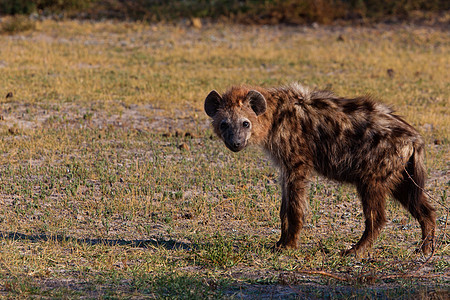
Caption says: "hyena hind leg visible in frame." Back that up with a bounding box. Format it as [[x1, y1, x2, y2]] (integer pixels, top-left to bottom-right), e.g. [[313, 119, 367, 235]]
[[392, 178, 436, 255], [342, 183, 387, 256]]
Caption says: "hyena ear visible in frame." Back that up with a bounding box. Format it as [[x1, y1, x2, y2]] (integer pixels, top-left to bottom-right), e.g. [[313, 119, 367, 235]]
[[204, 90, 222, 118], [246, 90, 267, 116]]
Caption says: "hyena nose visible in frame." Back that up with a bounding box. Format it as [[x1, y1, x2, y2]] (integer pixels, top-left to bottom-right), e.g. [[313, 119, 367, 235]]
[[233, 141, 241, 148]]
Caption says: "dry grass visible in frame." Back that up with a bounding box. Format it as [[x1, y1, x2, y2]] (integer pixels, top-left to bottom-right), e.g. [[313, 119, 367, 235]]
[[0, 20, 448, 298]]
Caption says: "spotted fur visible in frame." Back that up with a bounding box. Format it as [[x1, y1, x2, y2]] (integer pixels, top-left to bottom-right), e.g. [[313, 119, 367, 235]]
[[205, 83, 436, 255]]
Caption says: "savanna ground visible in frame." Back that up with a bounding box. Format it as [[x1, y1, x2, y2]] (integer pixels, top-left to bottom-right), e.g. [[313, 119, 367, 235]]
[[0, 19, 449, 298]]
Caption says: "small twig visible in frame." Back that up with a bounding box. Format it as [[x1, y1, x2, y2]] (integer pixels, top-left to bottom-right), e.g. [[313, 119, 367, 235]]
[[0, 257, 14, 274], [402, 164, 449, 255], [435, 206, 449, 252], [295, 270, 349, 282], [379, 273, 443, 280], [403, 165, 448, 209]]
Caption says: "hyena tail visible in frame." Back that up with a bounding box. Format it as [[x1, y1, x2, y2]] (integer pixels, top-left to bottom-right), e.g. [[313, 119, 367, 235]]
[[393, 142, 436, 254]]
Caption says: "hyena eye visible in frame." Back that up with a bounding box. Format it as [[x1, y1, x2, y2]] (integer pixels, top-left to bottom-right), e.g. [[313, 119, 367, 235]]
[[220, 121, 229, 130], [242, 121, 250, 128]]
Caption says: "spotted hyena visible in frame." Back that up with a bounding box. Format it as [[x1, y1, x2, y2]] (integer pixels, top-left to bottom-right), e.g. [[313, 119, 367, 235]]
[[204, 83, 436, 255]]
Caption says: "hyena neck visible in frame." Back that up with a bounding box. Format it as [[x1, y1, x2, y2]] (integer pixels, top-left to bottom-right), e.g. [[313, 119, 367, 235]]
[[248, 88, 276, 147], [252, 85, 311, 167]]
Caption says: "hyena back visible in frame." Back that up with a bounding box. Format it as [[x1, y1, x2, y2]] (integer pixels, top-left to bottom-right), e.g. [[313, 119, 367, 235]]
[[204, 83, 436, 255]]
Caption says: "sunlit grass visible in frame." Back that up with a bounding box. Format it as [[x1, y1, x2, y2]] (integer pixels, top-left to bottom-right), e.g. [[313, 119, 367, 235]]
[[0, 20, 448, 297]]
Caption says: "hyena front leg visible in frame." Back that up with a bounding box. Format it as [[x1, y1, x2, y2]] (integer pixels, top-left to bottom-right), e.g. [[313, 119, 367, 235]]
[[342, 183, 387, 256], [276, 171, 309, 249]]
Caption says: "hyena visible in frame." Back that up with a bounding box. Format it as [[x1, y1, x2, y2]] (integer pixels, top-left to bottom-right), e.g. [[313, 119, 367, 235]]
[[204, 83, 436, 255]]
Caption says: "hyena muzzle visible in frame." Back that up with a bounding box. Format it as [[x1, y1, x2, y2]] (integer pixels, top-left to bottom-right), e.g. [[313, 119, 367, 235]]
[[204, 83, 436, 256]]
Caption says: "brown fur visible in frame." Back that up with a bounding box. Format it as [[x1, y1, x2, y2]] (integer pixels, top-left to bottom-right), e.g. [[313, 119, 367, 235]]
[[204, 83, 436, 255]]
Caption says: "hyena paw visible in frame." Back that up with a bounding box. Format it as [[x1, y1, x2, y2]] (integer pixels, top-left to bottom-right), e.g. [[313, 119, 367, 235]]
[[272, 244, 283, 253], [274, 240, 297, 252], [341, 247, 358, 257], [418, 238, 435, 256]]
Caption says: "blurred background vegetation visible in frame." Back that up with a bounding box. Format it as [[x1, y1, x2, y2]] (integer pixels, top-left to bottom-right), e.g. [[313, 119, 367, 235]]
[[0, 0, 449, 24]]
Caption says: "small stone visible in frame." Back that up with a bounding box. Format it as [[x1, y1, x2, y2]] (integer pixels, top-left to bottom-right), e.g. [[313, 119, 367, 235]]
[[191, 18, 202, 29], [185, 132, 198, 138], [422, 123, 433, 132], [387, 69, 395, 78], [178, 143, 190, 151], [8, 127, 19, 135]]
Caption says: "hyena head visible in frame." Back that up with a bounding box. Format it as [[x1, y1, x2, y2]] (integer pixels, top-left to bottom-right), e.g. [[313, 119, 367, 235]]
[[204, 87, 266, 152]]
